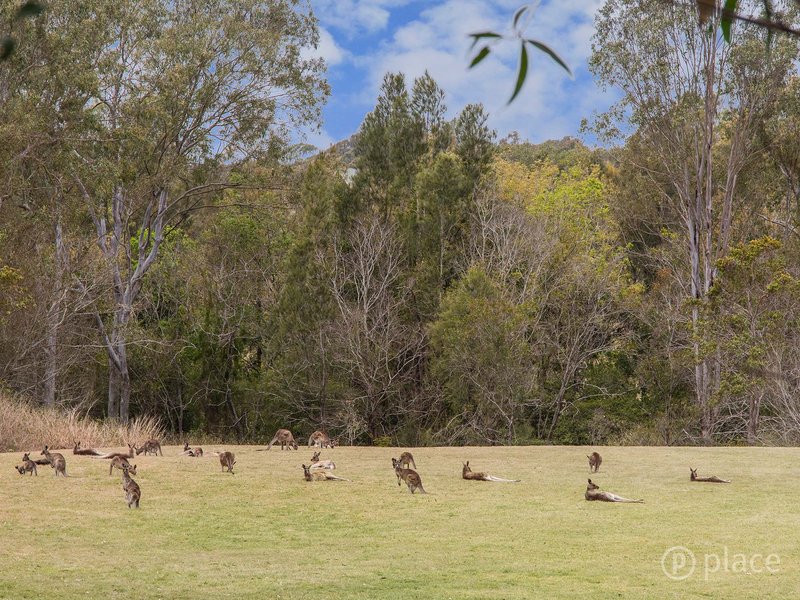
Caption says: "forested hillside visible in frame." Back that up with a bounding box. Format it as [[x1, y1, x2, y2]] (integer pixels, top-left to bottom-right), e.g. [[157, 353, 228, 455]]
[[2, 0, 800, 446]]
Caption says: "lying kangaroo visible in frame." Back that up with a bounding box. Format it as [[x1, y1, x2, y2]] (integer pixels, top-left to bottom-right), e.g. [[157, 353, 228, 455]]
[[587, 451, 602, 473], [690, 468, 730, 483], [109, 456, 136, 476], [398, 451, 416, 470], [308, 430, 335, 448], [181, 442, 203, 457], [302, 464, 348, 481], [309, 451, 336, 470], [93, 444, 135, 460], [121, 466, 141, 508], [392, 457, 427, 494], [73, 441, 102, 456], [462, 461, 520, 482], [16, 453, 37, 476], [41, 446, 67, 477], [217, 451, 236, 474], [585, 479, 643, 503], [265, 429, 298, 450], [135, 439, 163, 456]]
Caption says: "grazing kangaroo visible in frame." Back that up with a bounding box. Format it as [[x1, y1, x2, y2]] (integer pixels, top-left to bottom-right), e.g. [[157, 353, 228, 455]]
[[392, 458, 427, 494], [121, 466, 141, 508], [302, 464, 348, 481], [40, 446, 67, 477], [308, 430, 335, 448], [690, 468, 730, 483], [265, 429, 298, 450], [16, 453, 37, 476], [217, 451, 236, 474], [73, 441, 102, 456], [309, 452, 336, 470], [585, 479, 643, 503], [462, 461, 520, 482], [109, 456, 136, 476], [398, 451, 416, 470], [135, 439, 162, 456], [94, 444, 135, 460], [587, 452, 602, 473], [181, 442, 203, 457]]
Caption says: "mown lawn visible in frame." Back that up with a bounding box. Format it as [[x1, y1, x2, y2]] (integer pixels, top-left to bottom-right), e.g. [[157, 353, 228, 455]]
[[0, 445, 797, 599]]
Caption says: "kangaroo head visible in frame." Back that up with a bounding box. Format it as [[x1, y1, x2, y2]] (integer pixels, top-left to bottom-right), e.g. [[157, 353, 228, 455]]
[[292, 441, 299, 450], [74, 442, 80, 450], [22, 453, 30, 461], [587, 479, 599, 490], [184, 442, 189, 451], [690, 468, 697, 480], [392, 458, 399, 469], [129, 464, 137, 475], [463, 461, 472, 474], [41, 445, 49, 456], [330, 438, 338, 448], [311, 451, 320, 462]]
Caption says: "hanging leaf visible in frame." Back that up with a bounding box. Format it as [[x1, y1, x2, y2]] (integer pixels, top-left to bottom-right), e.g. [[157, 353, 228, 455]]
[[720, 0, 738, 42], [508, 43, 528, 104], [469, 31, 502, 50], [527, 39, 573, 77], [513, 5, 529, 29], [469, 46, 491, 68]]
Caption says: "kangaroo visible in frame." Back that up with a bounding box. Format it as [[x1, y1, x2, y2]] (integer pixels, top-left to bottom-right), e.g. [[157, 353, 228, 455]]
[[462, 461, 520, 482], [309, 452, 336, 470], [218, 451, 236, 474], [181, 442, 203, 457], [308, 430, 334, 448], [302, 464, 348, 481], [398, 451, 416, 470], [265, 429, 298, 450], [690, 468, 730, 483], [16, 453, 37, 476], [73, 441, 102, 456], [121, 466, 141, 508], [585, 479, 643, 503], [94, 444, 135, 460], [392, 457, 427, 494], [135, 439, 162, 456], [588, 451, 602, 473], [40, 446, 67, 477], [109, 456, 136, 476]]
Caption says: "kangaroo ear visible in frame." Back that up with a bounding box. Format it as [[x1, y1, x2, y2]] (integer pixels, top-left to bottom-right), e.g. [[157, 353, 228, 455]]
[[588, 479, 592, 484]]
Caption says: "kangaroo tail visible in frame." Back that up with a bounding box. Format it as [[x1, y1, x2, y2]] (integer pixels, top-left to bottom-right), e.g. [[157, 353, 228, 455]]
[[485, 475, 521, 483]]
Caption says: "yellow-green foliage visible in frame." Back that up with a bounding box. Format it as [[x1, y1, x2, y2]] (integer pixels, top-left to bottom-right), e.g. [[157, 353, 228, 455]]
[[0, 446, 797, 599]]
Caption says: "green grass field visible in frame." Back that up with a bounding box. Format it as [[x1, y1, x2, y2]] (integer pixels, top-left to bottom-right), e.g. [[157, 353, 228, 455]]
[[1, 445, 797, 599]]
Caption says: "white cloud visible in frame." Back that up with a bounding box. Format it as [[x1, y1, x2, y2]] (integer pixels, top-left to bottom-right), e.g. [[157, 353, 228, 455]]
[[313, 0, 415, 36], [333, 0, 617, 143]]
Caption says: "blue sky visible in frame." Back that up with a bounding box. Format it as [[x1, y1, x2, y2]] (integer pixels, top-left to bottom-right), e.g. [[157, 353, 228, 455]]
[[306, 0, 619, 149]]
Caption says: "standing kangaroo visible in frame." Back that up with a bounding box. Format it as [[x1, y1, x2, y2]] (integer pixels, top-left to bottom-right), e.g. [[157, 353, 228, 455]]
[[302, 464, 347, 481], [181, 442, 203, 457], [392, 458, 427, 494], [690, 468, 731, 483], [217, 451, 236, 474], [135, 440, 162, 456], [265, 429, 298, 450], [73, 441, 102, 456], [121, 466, 141, 508], [398, 451, 416, 470], [15, 453, 37, 476], [585, 479, 643, 503], [462, 461, 520, 482], [308, 431, 334, 448], [94, 445, 135, 460], [109, 456, 136, 476], [40, 446, 67, 477], [587, 452, 602, 473]]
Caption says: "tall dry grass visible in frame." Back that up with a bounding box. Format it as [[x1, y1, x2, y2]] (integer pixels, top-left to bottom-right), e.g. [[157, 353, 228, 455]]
[[0, 392, 165, 452]]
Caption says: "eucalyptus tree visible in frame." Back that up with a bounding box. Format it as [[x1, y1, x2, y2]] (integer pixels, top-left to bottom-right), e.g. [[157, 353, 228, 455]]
[[66, 0, 328, 422], [590, 0, 799, 441]]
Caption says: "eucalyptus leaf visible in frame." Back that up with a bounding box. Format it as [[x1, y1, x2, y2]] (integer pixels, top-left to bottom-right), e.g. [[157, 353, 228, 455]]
[[469, 46, 491, 68], [508, 43, 528, 104], [527, 39, 573, 77]]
